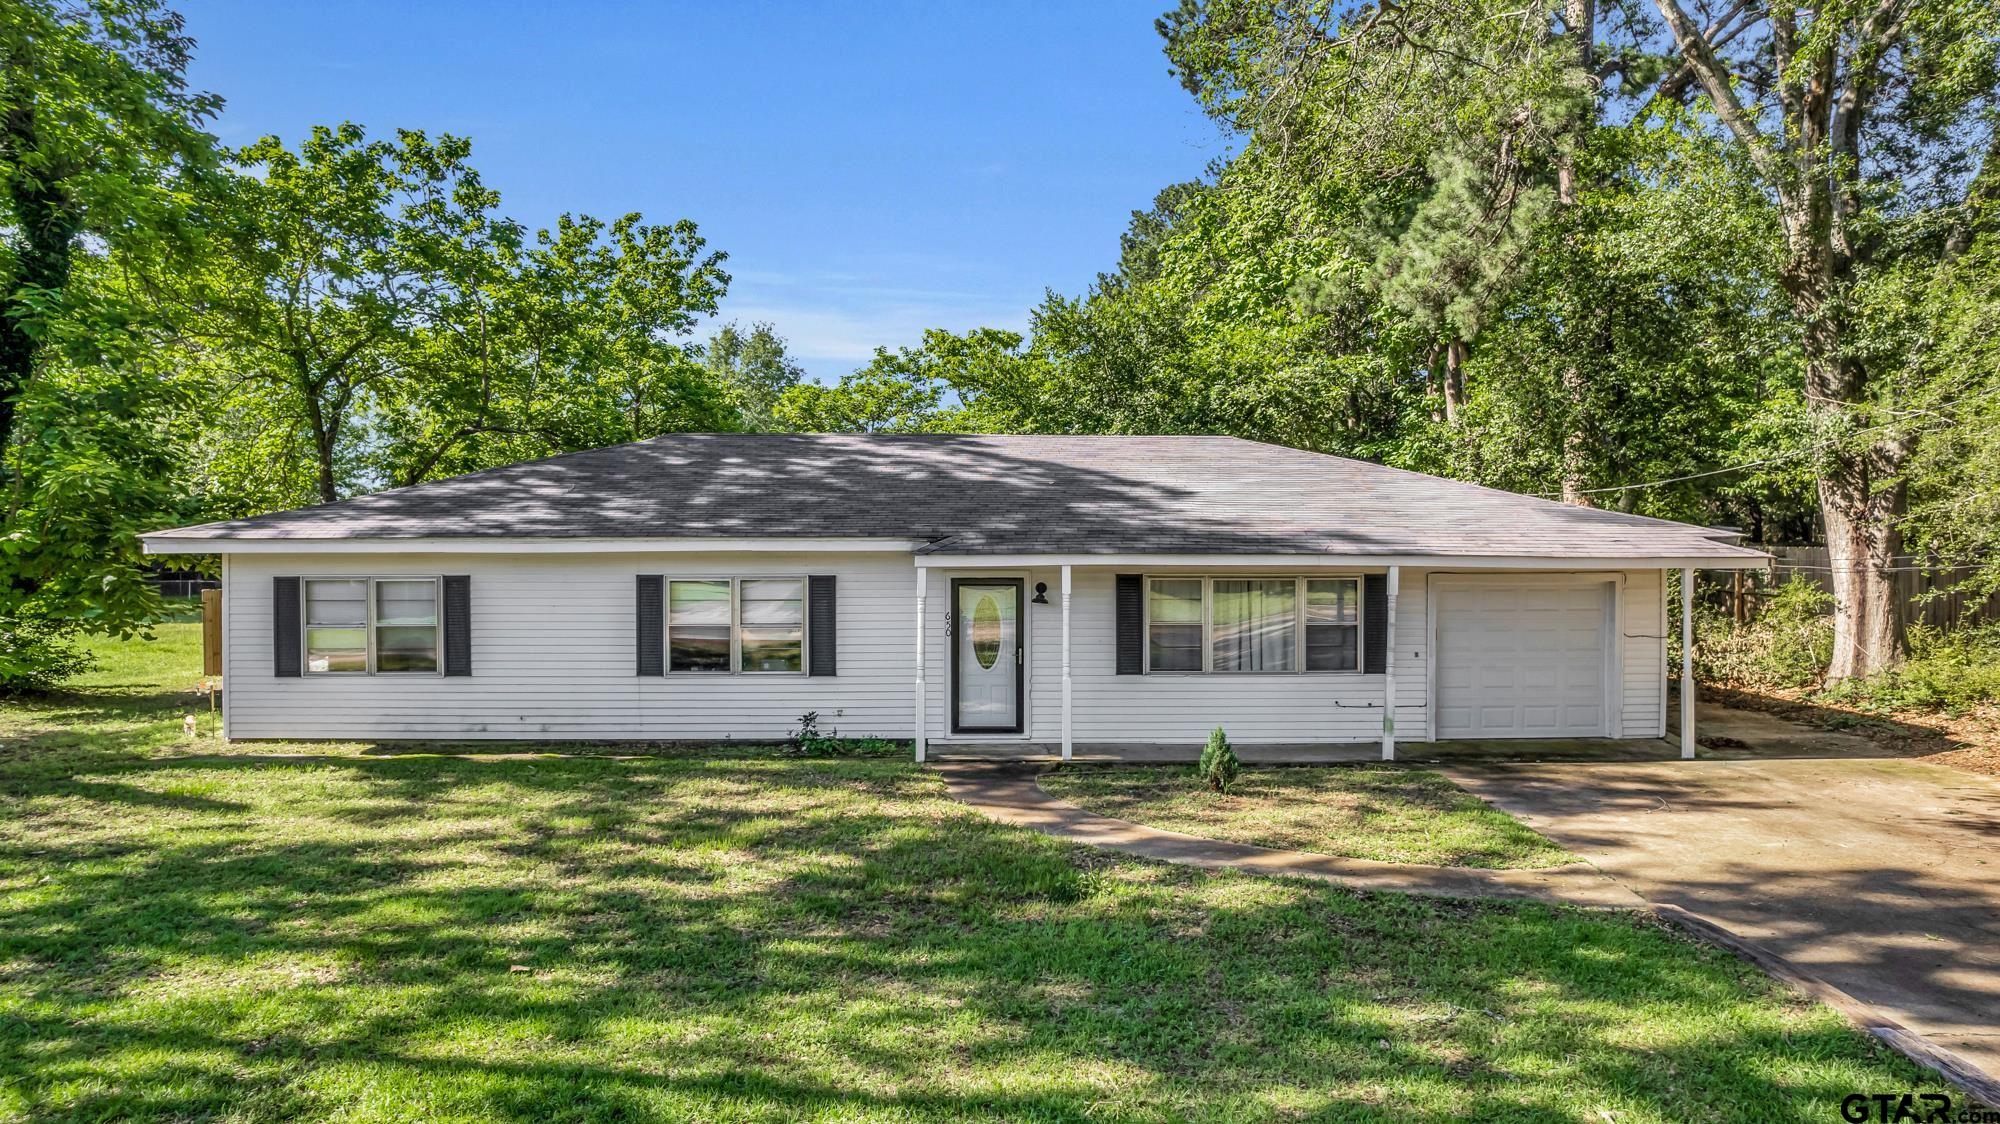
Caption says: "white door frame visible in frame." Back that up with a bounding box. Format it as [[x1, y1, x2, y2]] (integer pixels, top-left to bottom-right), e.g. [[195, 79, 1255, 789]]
[[1425, 571, 1625, 742], [933, 568, 1034, 742]]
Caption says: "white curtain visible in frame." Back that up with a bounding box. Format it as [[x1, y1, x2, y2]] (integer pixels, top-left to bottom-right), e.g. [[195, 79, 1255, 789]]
[[1212, 579, 1296, 672]]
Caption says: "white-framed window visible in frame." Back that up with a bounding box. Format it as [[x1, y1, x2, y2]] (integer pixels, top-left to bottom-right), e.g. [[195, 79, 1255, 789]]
[[667, 577, 807, 674], [1143, 576, 1363, 674], [303, 577, 440, 675], [1303, 577, 1361, 671]]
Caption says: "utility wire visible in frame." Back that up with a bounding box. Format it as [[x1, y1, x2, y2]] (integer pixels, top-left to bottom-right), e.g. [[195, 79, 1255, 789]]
[[1530, 392, 1992, 499]]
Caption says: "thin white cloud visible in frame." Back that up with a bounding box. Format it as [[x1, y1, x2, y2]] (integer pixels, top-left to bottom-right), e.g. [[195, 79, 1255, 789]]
[[719, 302, 1032, 370], [710, 261, 1037, 379]]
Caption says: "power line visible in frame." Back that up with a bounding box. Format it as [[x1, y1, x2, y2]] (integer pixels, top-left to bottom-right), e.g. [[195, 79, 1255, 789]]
[[1530, 391, 1993, 499]]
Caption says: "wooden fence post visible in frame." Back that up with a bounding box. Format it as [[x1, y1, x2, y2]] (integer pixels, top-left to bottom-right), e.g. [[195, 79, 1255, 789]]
[[201, 588, 222, 677]]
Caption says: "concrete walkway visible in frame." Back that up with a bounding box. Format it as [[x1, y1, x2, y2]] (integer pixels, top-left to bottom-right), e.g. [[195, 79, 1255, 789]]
[[935, 762, 1642, 908]]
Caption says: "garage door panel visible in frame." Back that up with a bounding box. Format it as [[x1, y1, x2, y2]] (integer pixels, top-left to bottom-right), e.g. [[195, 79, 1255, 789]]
[[1436, 580, 1610, 739], [1563, 704, 1605, 728]]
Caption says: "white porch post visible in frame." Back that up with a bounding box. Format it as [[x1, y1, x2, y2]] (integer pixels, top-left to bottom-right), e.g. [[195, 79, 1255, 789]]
[[1382, 565, 1399, 761], [1060, 564, 1073, 761], [914, 571, 928, 763], [1680, 566, 1695, 759]]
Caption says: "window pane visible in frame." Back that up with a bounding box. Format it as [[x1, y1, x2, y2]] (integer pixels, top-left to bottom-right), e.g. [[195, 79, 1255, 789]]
[[304, 580, 367, 673], [1306, 626, 1359, 671], [376, 580, 437, 626], [1212, 579, 1296, 672], [374, 580, 439, 672], [670, 580, 731, 672], [1305, 579, 1358, 624], [740, 578, 804, 672], [1306, 579, 1359, 671], [1147, 578, 1203, 671]]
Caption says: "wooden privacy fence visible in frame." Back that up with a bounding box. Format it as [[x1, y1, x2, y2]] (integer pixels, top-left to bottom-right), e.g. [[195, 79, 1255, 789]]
[[1710, 545, 2000, 630]]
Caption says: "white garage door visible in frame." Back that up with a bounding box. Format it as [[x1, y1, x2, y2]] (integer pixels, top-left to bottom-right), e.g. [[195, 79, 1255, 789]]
[[1435, 580, 1610, 739]]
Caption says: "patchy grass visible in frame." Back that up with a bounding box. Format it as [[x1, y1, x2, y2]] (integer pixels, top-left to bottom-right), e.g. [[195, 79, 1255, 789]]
[[1040, 765, 1578, 869], [0, 632, 1946, 1120]]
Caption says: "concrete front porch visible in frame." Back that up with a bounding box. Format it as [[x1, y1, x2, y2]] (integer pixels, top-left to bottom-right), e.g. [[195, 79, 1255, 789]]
[[928, 695, 1900, 765]]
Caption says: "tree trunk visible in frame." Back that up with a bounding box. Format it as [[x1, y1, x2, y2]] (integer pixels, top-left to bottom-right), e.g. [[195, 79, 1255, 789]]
[[1818, 455, 1906, 679], [1793, 268, 1905, 679], [1558, 362, 1593, 506], [1553, 0, 1595, 507], [302, 392, 340, 504], [1442, 336, 1467, 424]]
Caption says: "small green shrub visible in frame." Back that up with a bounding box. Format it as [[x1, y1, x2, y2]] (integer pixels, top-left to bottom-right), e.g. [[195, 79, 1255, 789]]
[[1819, 622, 2000, 714], [1694, 576, 1835, 690], [1197, 726, 1240, 793], [0, 613, 98, 695], [783, 711, 903, 757]]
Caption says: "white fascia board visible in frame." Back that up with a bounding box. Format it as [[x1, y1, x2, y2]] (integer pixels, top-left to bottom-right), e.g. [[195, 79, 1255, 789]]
[[913, 552, 1770, 571], [140, 536, 924, 556]]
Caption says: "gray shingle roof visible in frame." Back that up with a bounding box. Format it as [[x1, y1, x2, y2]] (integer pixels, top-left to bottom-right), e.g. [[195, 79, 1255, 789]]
[[144, 433, 1766, 560]]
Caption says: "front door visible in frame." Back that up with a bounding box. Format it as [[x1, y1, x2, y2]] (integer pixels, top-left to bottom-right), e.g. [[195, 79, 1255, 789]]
[[952, 579, 1022, 734]]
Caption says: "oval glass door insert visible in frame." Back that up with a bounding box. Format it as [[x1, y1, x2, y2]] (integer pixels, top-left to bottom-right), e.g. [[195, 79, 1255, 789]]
[[972, 595, 1001, 669]]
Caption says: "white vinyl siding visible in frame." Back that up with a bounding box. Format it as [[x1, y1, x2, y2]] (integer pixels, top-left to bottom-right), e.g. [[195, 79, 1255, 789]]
[[224, 551, 914, 741], [225, 553, 1671, 746], [1623, 568, 1666, 738]]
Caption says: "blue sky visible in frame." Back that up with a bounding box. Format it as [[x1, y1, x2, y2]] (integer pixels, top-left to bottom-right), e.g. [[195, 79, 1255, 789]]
[[177, 1, 1228, 381]]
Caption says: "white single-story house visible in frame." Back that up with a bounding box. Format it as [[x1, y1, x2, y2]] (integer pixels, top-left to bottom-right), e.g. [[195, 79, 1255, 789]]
[[142, 433, 1767, 760]]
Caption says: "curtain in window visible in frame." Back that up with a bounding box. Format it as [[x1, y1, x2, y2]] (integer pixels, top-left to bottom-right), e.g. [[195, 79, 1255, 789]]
[[1212, 579, 1297, 672], [1147, 578, 1203, 671]]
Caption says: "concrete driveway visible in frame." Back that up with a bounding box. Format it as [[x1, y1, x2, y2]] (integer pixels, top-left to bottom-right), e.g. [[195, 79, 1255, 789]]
[[1443, 752, 2000, 1083]]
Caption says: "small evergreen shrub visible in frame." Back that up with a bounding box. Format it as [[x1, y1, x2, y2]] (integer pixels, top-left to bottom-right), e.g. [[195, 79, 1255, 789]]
[[1197, 726, 1240, 793]]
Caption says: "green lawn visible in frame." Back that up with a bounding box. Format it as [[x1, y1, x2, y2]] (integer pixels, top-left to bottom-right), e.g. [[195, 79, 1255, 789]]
[[1039, 765, 1578, 869], [0, 627, 1944, 1121]]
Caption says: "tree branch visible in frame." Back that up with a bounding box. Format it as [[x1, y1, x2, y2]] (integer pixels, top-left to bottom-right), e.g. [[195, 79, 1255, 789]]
[[1652, 0, 1785, 187]]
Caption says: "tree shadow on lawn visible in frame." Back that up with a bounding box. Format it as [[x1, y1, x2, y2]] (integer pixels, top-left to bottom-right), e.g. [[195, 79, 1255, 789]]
[[0, 753, 1944, 1122]]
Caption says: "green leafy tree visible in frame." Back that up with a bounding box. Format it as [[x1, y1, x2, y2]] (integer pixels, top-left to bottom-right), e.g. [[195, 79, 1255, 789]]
[[1648, 0, 2000, 677], [158, 124, 510, 505], [773, 328, 1047, 434], [702, 322, 804, 431], [157, 126, 736, 510], [376, 211, 736, 487], [1160, 0, 1596, 473], [0, 0, 219, 689]]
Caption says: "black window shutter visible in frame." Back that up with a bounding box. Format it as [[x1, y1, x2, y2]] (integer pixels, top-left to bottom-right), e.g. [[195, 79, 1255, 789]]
[[1363, 573, 1388, 674], [442, 575, 472, 676], [273, 576, 301, 677], [808, 575, 837, 676], [636, 575, 664, 676], [1115, 573, 1143, 675]]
